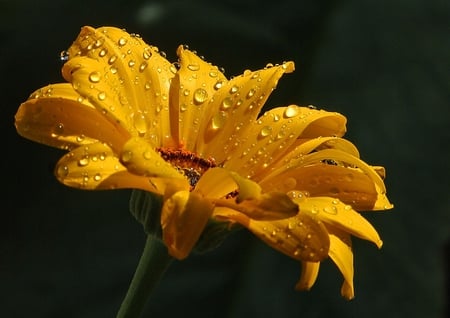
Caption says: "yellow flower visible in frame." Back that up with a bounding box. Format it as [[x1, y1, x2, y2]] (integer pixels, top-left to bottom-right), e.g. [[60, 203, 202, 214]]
[[15, 26, 392, 298]]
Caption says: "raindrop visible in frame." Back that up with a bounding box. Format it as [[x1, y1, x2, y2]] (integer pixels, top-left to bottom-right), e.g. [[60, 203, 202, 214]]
[[133, 112, 147, 136], [56, 165, 69, 177], [118, 37, 127, 47], [121, 151, 133, 163], [221, 97, 233, 110], [259, 126, 272, 138], [139, 61, 148, 72], [128, 60, 136, 67], [210, 111, 227, 130], [89, 71, 101, 83], [284, 105, 299, 118], [193, 88, 208, 105], [214, 81, 223, 90], [108, 55, 117, 65], [59, 50, 69, 62], [246, 88, 256, 99], [53, 123, 64, 135], [209, 70, 218, 77], [143, 48, 152, 60], [78, 157, 89, 167], [187, 64, 200, 71], [98, 92, 106, 101], [229, 85, 239, 94], [99, 48, 108, 57], [94, 173, 102, 181]]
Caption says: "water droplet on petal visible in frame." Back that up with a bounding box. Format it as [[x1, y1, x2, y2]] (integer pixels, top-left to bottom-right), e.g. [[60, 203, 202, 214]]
[[193, 88, 208, 105], [229, 85, 239, 94], [284, 105, 299, 118], [210, 111, 227, 130], [89, 71, 101, 83], [78, 157, 89, 167], [121, 151, 133, 163], [98, 92, 106, 101], [259, 125, 272, 137], [133, 112, 147, 136], [221, 97, 233, 110], [118, 37, 127, 47], [187, 64, 200, 71], [93, 173, 102, 181], [59, 50, 69, 62], [56, 165, 69, 177]]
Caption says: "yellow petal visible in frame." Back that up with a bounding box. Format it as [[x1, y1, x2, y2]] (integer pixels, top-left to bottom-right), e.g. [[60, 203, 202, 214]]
[[63, 26, 175, 147], [194, 167, 238, 199], [295, 196, 383, 248], [264, 148, 393, 211], [214, 209, 329, 262], [54, 142, 156, 192], [15, 83, 129, 152], [169, 46, 227, 150], [295, 261, 320, 291], [196, 62, 295, 162], [224, 107, 347, 178], [260, 164, 381, 211], [326, 227, 355, 300], [120, 137, 189, 182], [161, 191, 214, 259]]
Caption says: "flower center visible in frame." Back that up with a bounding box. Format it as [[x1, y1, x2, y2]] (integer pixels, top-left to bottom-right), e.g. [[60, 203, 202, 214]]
[[157, 148, 216, 188]]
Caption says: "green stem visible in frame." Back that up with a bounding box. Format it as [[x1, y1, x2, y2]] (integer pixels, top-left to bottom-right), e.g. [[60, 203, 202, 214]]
[[116, 235, 173, 318]]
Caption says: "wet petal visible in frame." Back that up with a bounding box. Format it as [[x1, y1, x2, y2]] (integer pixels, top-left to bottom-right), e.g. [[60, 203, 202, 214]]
[[295, 261, 320, 291], [295, 196, 383, 248], [120, 137, 189, 182], [260, 164, 383, 211], [15, 83, 129, 152], [326, 227, 355, 300], [54, 142, 156, 192], [169, 46, 227, 150], [224, 107, 347, 178], [214, 209, 329, 262], [197, 62, 295, 162], [194, 167, 238, 199], [161, 191, 214, 259], [264, 148, 393, 210], [63, 26, 175, 147]]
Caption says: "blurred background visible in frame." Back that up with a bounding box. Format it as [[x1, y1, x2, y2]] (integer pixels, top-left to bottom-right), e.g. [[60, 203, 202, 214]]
[[1, 0, 449, 317]]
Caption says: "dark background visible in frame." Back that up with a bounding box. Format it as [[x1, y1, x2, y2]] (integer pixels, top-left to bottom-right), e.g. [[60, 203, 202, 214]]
[[1, 0, 449, 317]]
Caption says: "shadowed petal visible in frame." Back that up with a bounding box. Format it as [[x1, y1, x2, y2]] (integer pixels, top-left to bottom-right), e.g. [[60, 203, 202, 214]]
[[294, 196, 383, 248], [161, 191, 214, 259], [214, 208, 329, 262], [295, 261, 320, 291], [326, 227, 355, 300]]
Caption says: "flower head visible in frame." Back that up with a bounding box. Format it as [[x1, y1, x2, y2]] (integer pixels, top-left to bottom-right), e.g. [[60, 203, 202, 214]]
[[15, 26, 392, 298]]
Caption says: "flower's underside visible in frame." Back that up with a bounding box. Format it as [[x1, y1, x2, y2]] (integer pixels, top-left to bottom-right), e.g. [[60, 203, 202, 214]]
[[15, 26, 393, 299]]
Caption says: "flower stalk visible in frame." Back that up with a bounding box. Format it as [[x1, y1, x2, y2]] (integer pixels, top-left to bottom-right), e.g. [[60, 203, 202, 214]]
[[116, 235, 173, 318]]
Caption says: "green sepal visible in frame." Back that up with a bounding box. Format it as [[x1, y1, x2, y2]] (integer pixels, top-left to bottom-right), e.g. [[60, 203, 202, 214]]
[[129, 189, 163, 240]]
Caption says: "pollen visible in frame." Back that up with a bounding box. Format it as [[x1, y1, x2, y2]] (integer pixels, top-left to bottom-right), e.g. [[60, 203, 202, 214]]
[[157, 148, 216, 188]]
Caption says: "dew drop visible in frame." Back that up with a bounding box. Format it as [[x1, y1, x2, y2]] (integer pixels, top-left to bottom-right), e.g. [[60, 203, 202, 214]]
[[214, 81, 223, 90], [121, 151, 133, 163], [94, 173, 102, 181], [53, 123, 64, 135], [59, 50, 69, 62], [88, 71, 101, 83], [193, 88, 208, 105], [139, 61, 148, 72], [209, 70, 218, 77], [143, 150, 152, 160], [187, 64, 200, 71], [229, 85, 239, 94], [246, 88, 256, 99], [259, 125, 272, 138], [98, 91, 106, 101], [118, 37, 127, 47], [143, 48, 152, 60], [128, 60, 136, 67], [210, 112, 227, 130], [56, 165, 69, 177], [78, 157, 89, 167], [108, 55, 117, 64], [183, 89, 190, 96], [221, 97, 233, 110], [133, 112, 147, 136], [284, 105, 299, 118], [98, 48, 108, 57]]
